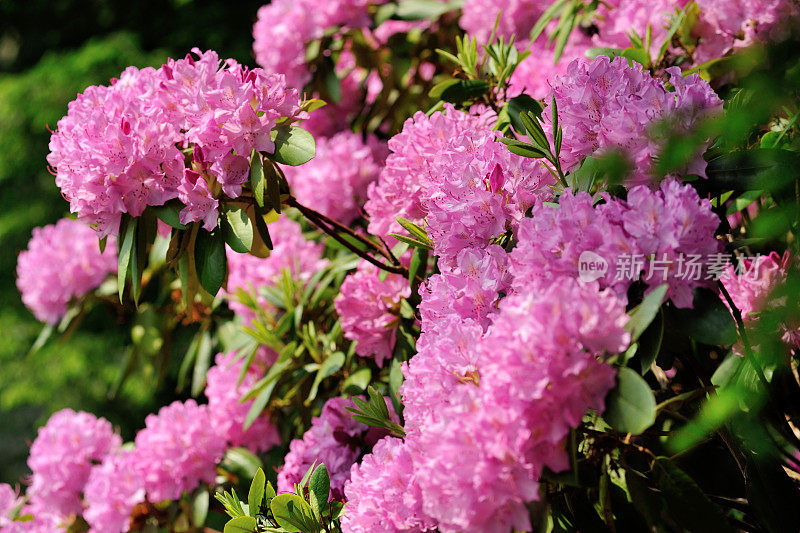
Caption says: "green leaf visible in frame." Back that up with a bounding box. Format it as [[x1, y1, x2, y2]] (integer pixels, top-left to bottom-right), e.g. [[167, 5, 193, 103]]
[[194, 227, 227, 296], [152, 200, 188, 229], [653, 457, 733, 533], [396, 0, 461, 20], [270, 494, 317, 533], [635, 311, 663, 374], [604, 367, 657, 435], [264, 160, 282, 214], [307, 352, 345, 405], [506, 94, 545, 134], [499, 137, 547, 159], [117, 216, 136, 302], [221, 204, 254, 253], [519, 111, 550, 153], [428, 79, 460, 99], [343, 367, 372, 394], [746, 456, 800, 533], [626, 470, 664, 529], [388, 233, 432, 250], [308, 464, 331, 510], [248, 468, 266, 518], [670, 288, 737, 345], [223, 516, 257, 533], [191, 489, 210, 527], [253, 202, 274, 251], [625, 284, 667, 341], [435, 79, 491, 103], [270, 126, 316, 166], [249, 150, 265, 208], [530, 0, 569, 41]]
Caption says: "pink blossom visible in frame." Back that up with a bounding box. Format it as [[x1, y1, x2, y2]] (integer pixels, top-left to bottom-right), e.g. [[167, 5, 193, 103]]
[[335, 261, 411, 367], [283, 131, 387, 225], [277, 397, 391, 499], [341, 437, 435, 533], [16, 219, 117, 324], [205, 351, 280, 453], [253, 0, 380, 90], [48, 49, 301, 238], [131, 400, 226, 502], [541, 55, 721, 186], [0, 484, 21, 528], [365, 105, 551, 249], [83, 451, 145, 533], [26, 409, 121, 518]]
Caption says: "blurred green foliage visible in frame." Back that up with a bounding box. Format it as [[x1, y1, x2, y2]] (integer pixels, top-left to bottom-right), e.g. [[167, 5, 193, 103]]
[[0, 0, 264, 485]]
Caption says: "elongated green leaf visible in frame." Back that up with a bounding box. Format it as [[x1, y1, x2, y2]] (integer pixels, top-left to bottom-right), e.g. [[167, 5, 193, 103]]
[[307, 352, 344, 405], [152, 200, 188, 229], [530, 0, 570, 41], [396, 217, 428, 243], [389, 233, 432, 250], [264, 160, 282, 214], [117, 216, 136, 302], [506, 94, 545, 134], [436, 79, 491, 103], [429, 79, 460, 99], [604, 367, 657, 435], [270, 126, 316, 166], [625, 284, 668, 341], [194, 228, 227, 296], [223, 516, 257, 533], [519, 111, 550, 153], [308, 464, 330, 510], [396, 0, 460, 20], [249, 150, 265, 208], [191, 489, 209, 527], [248, 468, 266, 518], [222, 204, 254, 253]]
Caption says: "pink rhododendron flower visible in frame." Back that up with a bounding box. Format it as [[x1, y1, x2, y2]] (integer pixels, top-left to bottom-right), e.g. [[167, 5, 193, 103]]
[[83, 451, 145, 533], [365, 105, 552, 252], [48, 49, 301, 238], [283, 131, 387, 224], [0, 484, 21, 528], [205, 351, 280, 453], [253, 0, 380, 90], [131, 400, 226, 502], [277, 397, 393, 499], [342, 437, 435, 533], [541, 56, 721, 186], [335, 261, 411, 367], [16, 218, 117, 324], [26, 409, 121, 518]]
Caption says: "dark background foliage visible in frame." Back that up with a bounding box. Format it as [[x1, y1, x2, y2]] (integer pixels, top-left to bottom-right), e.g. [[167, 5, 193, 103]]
[[0, 0, 264, 486]]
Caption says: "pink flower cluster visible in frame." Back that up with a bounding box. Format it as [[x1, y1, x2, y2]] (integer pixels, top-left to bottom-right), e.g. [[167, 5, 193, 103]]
[[253, 0, 379, 90], [278, 397, 391, 499], [335, 261, 411, 367], [0, 484, 21, 528], [130, 399, 225, 502], [225, 216, 328, 323], [83, 451, 145, 533], [283, 131, 388, 224], [205, 351, 280, 452], [26, 409, 121, 518], [344, 278, 630, 532], [693, 0, 800, 63], [511, 179, 722, 308], [542, 56, 721, 186], [364, 105, 552, 258], [14, 353, 280, 532], [477, 0, 798, 100], [720, 252, 799, 349], [16, 218, 117, 324], [48, 48, 301, 237]]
